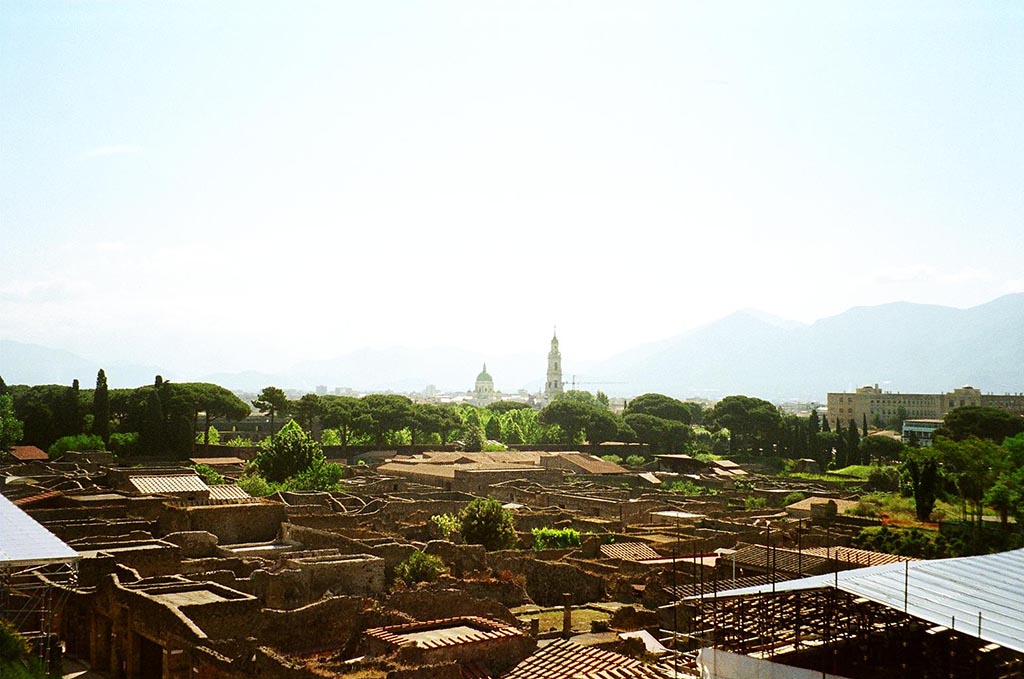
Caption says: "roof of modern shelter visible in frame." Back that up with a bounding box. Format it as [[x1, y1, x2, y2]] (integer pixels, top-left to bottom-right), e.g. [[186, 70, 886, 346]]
[[0, 493, 79, 566], [700, 548, 1024, 654]]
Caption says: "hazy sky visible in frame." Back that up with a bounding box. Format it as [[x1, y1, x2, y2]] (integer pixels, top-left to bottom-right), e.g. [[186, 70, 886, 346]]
[[3, 1, 1022, 375]]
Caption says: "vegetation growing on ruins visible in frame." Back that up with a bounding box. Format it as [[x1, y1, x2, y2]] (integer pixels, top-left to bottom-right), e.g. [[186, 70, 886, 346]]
[[459, 497, 517, 551], [531, 527, 581, 550], [394, 551, 447, 585]]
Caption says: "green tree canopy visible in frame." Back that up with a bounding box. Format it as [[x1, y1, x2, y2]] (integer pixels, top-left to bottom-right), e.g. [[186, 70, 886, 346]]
[[319, 395, 371, 449], [0, 394, 23, 449], [252, 386, 289, 433], [624, 412, 688, 453], [292, 393, 322, 432], [625, 393, 693, 424], [486, 400, 533, 414], [362, 394, 414, 448], [254, 420, 325, 482], [936, 406, 1024, 443], [858, 434, 904, 464], [707, 395, 782, 455], [459, 497, 517, 551]]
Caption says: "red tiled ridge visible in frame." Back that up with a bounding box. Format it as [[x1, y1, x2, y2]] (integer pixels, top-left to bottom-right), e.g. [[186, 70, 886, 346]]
[[12, 490, 62, 507]]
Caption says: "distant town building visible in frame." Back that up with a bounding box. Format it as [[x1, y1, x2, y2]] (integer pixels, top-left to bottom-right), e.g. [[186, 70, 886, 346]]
[[826, 384, 1024, 429], [471, 363, 496, 405], [315, 385, 328, 396], [544, 330, 563, 401], [902, 418, 944, 447]]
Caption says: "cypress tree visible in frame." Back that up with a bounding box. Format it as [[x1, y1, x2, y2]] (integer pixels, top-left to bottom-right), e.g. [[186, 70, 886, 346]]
[[834, 419, 846, 468], [862, 413, 869, 437], [848, 418, 861, 465], [93, 369, 110, 443], [821, 416, 831, 433]]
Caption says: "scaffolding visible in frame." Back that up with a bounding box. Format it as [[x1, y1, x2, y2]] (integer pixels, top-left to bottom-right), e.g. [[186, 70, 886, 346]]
[[0, 561, 78, 673], [0, 493, 80, 675]]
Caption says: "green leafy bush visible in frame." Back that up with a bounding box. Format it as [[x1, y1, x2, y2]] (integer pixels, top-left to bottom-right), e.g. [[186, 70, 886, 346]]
[[531, 527, 582, 550], [191, 463, 224, 485], [744, 496, 767, 510], [667, 480, 716, 495], [783, 491, 806, 506], [254, 420, 324, 482], [601, 454, 624, 464], [108, 432, 139, 457], [625, 455, 646, 467], [283, 458, 345, 492], [224, 435, 253, 447], [48, 433, 105, 457], [395, 551, 446, 585], [431, 513, 461, 538], [459, 497, 517, 551], [236, 473, 277, 497]]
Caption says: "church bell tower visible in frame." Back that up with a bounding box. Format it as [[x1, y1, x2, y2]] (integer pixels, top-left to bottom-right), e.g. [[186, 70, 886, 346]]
[[544, 329, 563, 400]]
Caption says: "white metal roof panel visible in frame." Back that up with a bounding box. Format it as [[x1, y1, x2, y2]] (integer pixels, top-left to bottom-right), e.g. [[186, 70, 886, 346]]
[[704, 548, 1024, 653], [0, 493, 79, 566]]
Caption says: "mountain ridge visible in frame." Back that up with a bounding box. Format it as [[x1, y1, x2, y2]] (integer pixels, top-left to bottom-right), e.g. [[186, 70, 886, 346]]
[[2, 293, 1022, 400]]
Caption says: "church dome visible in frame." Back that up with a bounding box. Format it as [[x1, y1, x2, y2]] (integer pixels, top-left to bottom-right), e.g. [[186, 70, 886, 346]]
[[476, 363, 493, 384]]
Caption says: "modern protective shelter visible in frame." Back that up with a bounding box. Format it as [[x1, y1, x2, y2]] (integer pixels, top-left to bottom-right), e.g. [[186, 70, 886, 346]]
[[679, 548, 1024, 678], [0, 492, 79, 672]]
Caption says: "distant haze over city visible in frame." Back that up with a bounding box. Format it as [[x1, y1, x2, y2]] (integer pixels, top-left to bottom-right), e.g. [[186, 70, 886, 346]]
[[3, 294, 1022, 402], [2, 3, 1022, 396]]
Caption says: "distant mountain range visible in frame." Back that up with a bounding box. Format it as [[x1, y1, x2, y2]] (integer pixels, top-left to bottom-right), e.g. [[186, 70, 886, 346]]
[[3, 293, 1022, 401]]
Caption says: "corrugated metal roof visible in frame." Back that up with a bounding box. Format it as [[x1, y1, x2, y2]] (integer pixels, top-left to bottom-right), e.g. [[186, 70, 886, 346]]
[[705, 548, 1024, 654], [129, 474, 210, 495], [0, 493, 79, 566], [207, 484, 252, 501]]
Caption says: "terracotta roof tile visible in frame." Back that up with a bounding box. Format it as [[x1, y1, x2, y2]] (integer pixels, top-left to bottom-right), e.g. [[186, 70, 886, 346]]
[[128, 474, 210, 495], [600, 542, 662, 562], [7, 446, 49, 461], [504, 638, 667, 679]]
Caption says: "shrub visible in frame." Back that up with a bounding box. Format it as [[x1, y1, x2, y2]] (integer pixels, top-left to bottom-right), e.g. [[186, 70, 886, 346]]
[[531, 527, 582, 550], [601, 454, 624, 464], [395, 551, 446, 585], [459, 497, 517, 551], [482, 441, 507, 452], [224, 435, 253, 447], [667, 480, 716, 495], [108, 432, 140, 457], [744, 496, 767, 511], [195, 426, 220, 445], [191, 463, 224, 485], [283, 458, 345, 492], [867, 464, 901, 492], [48, 433, 105, 457], [236, 473, 276, 497], [846, 500, 879, 517], [625, 455, 647, 467], [0, 619, 30, 661], [254, 420, 324, 482], [431, 513, 461, 539], [783, 491, 806, 506]]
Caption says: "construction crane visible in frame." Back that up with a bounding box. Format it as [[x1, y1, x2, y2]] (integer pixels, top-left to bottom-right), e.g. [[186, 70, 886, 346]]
[[567, 375, 627, 391]]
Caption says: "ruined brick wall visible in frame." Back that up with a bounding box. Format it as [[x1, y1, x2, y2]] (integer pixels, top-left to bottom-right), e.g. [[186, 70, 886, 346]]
[[256, 596, 367, 654], [487, 554, 605, 606], [161, 503, 286, 544]]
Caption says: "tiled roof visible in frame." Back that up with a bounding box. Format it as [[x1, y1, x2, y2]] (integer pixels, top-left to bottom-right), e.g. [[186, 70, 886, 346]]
[[728, 544, 832, 576], [365, 616, 524, 650], [460, 660, 494, 679], [800, 546, 918, 567], [12, 490, 62, 507], [600, 542, 662, 562], [207, 484, 252, 501], [189, 457, 245, 466], [504, 639, 667, 679], [7, 445, 49, 461], [128, 474, 210, 495], [556, 453, 628, 475]]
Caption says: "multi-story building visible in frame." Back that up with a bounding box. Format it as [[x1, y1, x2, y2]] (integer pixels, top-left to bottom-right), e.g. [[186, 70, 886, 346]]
[[826, 384, 1024, 429]]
